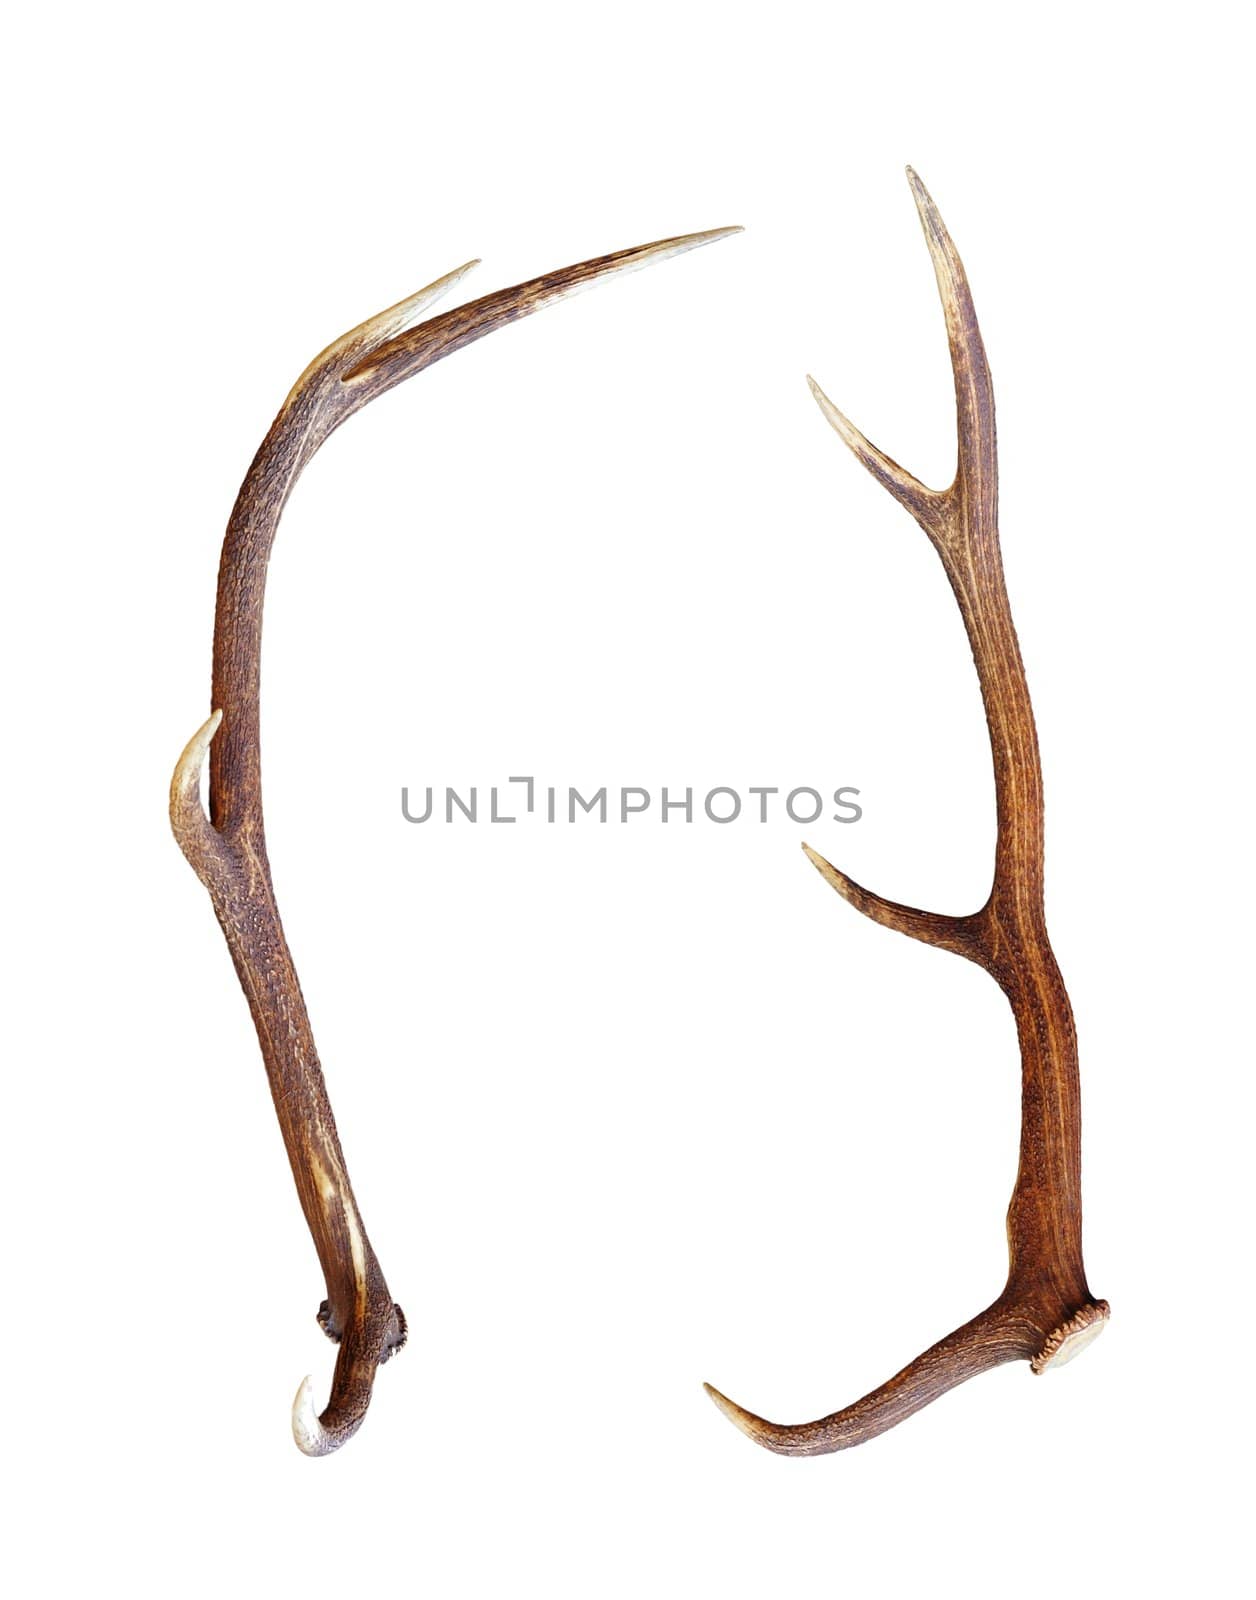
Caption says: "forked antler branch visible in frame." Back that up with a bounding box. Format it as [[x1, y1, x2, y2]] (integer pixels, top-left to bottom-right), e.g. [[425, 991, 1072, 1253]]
[[704, 170, 1107, 1455], [172, 227, 740, 1455]]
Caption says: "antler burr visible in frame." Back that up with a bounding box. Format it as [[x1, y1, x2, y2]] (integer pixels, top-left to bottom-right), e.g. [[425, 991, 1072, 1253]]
[[171, 227, 740, 1455], [704, 170, 1107, 1455]]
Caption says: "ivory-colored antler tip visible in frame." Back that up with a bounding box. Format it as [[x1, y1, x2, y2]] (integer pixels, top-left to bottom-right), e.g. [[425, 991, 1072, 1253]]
[[291, 1374, 330, 1458], [170, 709, 228, 860], [806, 367, 942, 525], [802, 843, 858, 902], [807, 376, 853, 438], [677, 225, 744, 249], [171, 708, 223, 803], [591, 226, 742, 282], [805, 375, 846, 428], [801, 841, 837, 877], [704, 1383, 764, 1439], [186, 707, 223, 748], [905, 166, 942, 220], [402, 258, 482, 318], [906, 170, 951, 244], [433, 257, 480, 282]]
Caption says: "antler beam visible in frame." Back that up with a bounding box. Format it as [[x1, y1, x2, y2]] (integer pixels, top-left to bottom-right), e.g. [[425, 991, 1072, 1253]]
[[172, 227, 740, 1455], [704, 170, 1107, 1455]]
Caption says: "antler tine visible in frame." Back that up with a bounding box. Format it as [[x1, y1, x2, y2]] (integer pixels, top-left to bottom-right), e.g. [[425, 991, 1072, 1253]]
[[706, 171, 1106, 1457], [340, 227, 744, 404], [904, 165, 997, 514], [292, 258, 484, 396], [172, 227, 741, 1455], [804, 375, 947, 536], [170, 709, 224, 870], [705, 1300, 1026, 1458], [800, 842, 983, 961]]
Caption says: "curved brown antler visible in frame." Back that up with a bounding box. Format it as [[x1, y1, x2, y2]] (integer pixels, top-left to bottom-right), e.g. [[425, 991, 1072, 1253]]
[[171, 227, 741, 1455], [704, 170, 1107, 1456]]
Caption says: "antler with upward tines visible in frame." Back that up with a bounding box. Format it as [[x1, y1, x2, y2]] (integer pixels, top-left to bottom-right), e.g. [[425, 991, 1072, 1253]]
[[704, 170, 1107, 1456], [171, 227, 740, 1455]]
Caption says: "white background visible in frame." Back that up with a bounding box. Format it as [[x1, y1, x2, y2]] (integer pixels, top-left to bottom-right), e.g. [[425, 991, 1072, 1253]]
[[5, 3, 1252, 1595]]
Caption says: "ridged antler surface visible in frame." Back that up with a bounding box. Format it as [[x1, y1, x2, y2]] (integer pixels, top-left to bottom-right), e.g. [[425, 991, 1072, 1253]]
[[705, 170, 1107, 1455], [171, 228, 740, 1454]]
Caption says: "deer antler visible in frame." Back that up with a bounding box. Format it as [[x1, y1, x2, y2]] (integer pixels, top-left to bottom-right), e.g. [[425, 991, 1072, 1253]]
[[171, 227, 740, 1455], [704, 170, 1107, 1456]]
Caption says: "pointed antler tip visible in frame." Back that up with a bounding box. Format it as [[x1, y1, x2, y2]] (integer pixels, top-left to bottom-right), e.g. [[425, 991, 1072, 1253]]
[[424, 257, 482, 290], [171, 708, 223, 806], [170, 708, 231, 871], [804, 375, 856, 443], [666, 224, 744, 253], [805, 375, 846, 428], [406, 258, 480, 310], [337, 259, 486, 384], [442, 257, 482, 288], [703, 1381, 737, 1417], [801, 841, 836, 877], [806, 367, 943, 525], [292, 1374, 334, 1457], [428, 258, 482, 295], [704, 1382, 772, 1443], [805, 374, 850, 433], [905, 167, 945, 230], [669, 224, 742, 251]]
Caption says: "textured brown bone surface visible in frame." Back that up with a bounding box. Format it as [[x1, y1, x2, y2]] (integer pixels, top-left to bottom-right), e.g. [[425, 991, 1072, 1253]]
[[704, 170, 1107, 1456], [171, 227, 740, 1456]]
